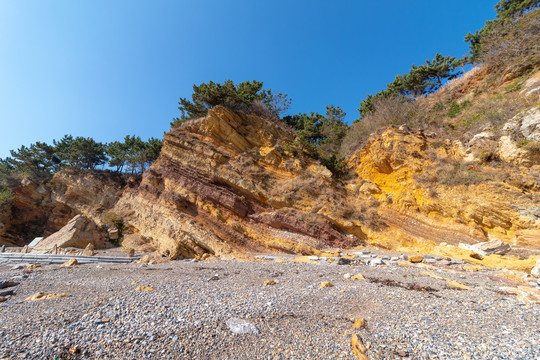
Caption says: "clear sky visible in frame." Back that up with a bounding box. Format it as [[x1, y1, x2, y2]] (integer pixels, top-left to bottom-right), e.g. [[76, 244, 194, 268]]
[[0, 0, 496, 158]]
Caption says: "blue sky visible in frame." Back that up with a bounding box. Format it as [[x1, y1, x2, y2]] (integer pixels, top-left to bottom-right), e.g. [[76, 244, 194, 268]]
[[0, 1, 496, 158]]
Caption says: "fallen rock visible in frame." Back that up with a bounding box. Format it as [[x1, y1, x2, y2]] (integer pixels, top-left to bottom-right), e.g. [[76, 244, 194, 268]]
[[351, 334, 369, 360], [225, 318, 259, 335], [60, 258, 78, 267], [82, 243, 95, 256], [351, 273, 365, 280], [136, 286, 154, 291], [137, 252, 170, 265], [408, 255, 423, 263], [0, 289, 14, 297], [26, 263, 42, 270], [0, 280, 18, 289], [26, 292, 71, 301], [470, 252, 484, 260], [33, 215, 105, 251], [353, 318, 367, 329], [263, 280, 277, 286], [500, 285, 540, 303], [470, 239, 511, 256], [319, 281, 333, 288], [108, 226, 120, 240]]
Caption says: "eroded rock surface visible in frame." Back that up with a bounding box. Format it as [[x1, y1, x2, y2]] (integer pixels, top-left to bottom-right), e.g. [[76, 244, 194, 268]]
[[115, 106, 365, 259]]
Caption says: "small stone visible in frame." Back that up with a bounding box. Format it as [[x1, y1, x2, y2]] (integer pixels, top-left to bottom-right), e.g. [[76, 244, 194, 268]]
[[337, 257, 353, 265], [369, 258, 383, 266], [351, 334, 369, 360], [343, 273, 351, 279], [26, 292, 71, 301], [396, 349, 408, 357], [353, 318, 367, 329], [136, 286, 154, 291], [60, 258, 78, 267], [319, 281, 333, 288], [26, 263, 42, 270], [0, 281, 18, 289], [263, 280, 277, 286], [399, 254, 408, 261], [408, 255, 423, 263], [0, 289, 14, 297], [226, 318, 259, 334], [470, 252, 484, 260], [0, 296, 6, 302], [351, 273, 365, 280]]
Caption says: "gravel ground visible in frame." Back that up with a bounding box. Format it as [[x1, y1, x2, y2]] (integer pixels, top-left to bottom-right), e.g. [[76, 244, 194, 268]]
[[0, 254, 538, 360]]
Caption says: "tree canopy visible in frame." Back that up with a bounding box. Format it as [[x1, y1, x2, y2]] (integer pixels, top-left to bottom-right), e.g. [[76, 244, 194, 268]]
[[172, 80, 291, 126], [2, 135, 162, 182], [282, 105, 348, 176], [464, 0, 540, 62], [357, 53, 462, 119]]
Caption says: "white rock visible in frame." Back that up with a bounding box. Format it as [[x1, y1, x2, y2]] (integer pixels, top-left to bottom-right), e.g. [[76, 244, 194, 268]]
[[470, 239, 511, 256], [226, 318, 259, 334], [531, 258, 540, 278]]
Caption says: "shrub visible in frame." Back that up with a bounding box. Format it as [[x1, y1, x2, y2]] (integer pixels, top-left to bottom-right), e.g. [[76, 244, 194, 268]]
[[0, 187, 14, 207], [340, 96, 428, 157]]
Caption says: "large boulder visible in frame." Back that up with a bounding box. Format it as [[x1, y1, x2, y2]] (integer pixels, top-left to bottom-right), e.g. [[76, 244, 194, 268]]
[[33, 215, 105, 251], [470, 239, 511, 256]]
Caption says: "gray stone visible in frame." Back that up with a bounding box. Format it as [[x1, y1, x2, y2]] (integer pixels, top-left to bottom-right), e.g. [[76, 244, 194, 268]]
[[337, 257, 353, 265]]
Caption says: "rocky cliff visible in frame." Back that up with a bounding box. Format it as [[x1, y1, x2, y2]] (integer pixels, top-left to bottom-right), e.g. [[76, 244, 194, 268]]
[[347, 125, 540, 255], [2, 105, 539, 264], [114, 106, 365, 259], [0, 170, 128, 247]]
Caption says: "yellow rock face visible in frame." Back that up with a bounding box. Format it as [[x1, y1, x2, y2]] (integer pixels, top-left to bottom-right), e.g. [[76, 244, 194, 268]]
[[347, 126, 540, 260]]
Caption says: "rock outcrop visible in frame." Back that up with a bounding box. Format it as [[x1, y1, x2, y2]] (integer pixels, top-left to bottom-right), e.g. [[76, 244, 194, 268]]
[[347, 125, 540, 254], [0, 170, 129, 246], [33, 215, 105, 251], [115, 106, 365, 259]]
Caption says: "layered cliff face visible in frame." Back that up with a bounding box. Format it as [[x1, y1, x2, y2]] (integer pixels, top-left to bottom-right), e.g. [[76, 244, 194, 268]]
[[347, 125, 540, 254], [115, 106, 366, 259], [2, 103, 538, 261]]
